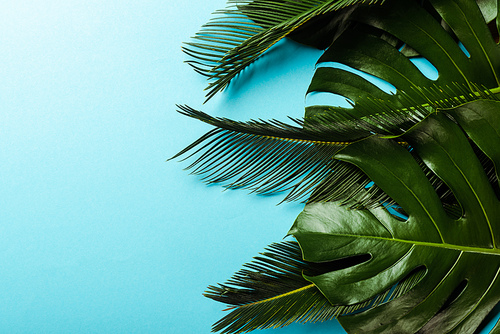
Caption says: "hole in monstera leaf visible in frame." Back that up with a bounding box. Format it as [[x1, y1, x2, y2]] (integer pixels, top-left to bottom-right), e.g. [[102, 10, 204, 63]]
[[316, 62, 397, 95], [412, 153, 463, 219], [386, 204, 409, 221], [470, 141, 500, 202], [409, 57, 439, 80], [458, 41, 471, 58], [397, 43, 420, 57], [339, 265, 427, 316], [305, 91, 354, 108], [363, 182, 409, 221], [436, 279, 469, 314], [433, 181, 463, 220], [303, 253, 372, 277], [488, 20, 500, 44], [474, 301, 500, 334]]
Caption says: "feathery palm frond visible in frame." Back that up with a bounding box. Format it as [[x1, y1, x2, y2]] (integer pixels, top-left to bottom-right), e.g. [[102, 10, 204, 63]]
[[205, 241, 426, 333], [172, 85, 499, 207], [171, 103, 407, 206], [184, 0, 385, 101], [171, 104, 386, 206]]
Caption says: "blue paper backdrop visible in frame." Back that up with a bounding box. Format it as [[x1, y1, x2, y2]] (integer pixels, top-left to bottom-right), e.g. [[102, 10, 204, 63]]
[[0, 0, 342, 333], [1, 0, 499, 333]]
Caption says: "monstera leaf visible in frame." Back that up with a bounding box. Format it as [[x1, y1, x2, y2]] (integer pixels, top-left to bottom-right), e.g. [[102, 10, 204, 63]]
[[306, 0, 500, 118], [290, 100, 500, 333]]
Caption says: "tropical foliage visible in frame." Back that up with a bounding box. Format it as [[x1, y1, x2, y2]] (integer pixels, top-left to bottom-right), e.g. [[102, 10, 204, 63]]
[[174, 0, 500, 333]]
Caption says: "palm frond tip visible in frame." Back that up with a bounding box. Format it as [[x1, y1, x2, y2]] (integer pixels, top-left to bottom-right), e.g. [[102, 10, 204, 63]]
[[205, 241, 426, 334], [173, 84, 499, 206], [171, 104, 401, 206], [184, 0, 386, 101]]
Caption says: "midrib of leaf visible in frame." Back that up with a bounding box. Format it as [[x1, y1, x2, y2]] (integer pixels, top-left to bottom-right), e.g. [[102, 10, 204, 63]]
[[259, 135, 408, 146], [262, 136, 352, 145], [319, 232, 500, 255], [227, 284, 316, 310]]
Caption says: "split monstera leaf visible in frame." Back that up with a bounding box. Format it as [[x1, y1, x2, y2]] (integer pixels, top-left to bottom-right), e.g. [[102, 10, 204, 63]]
[[292, 102, 500, 333], [174, 0, 500, 332]]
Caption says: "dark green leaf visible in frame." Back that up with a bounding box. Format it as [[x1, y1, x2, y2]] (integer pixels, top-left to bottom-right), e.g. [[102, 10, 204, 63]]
[[183, 0, 385, 101], [289, 100, 500, 333], [306, 0, 500, 118], [170, 104, 393, 205], [206, 241, 425, 333]]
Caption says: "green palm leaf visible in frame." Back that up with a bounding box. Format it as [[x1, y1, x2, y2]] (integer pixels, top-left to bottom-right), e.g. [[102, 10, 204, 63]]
[[177, 0, 500, 333], [171, 104, 404, 205], [172, 85, 498, 208], [203, 241, 339, 333], [184, 0, 384, 101], [205, 241, 426, 333], [289, 99, 500, 333], [306, 0, 500, 118]]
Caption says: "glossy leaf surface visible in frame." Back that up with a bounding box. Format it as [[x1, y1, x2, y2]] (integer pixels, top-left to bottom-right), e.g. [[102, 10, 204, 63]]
[[205, 241, 426, 333], [306, 0, 500, 118], [290, 100, 500, 333]]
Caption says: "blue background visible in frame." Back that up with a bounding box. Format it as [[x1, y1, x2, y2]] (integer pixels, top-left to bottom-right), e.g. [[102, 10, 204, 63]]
[[1, 1, 498, 333], [0, 0, 344, 333]]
